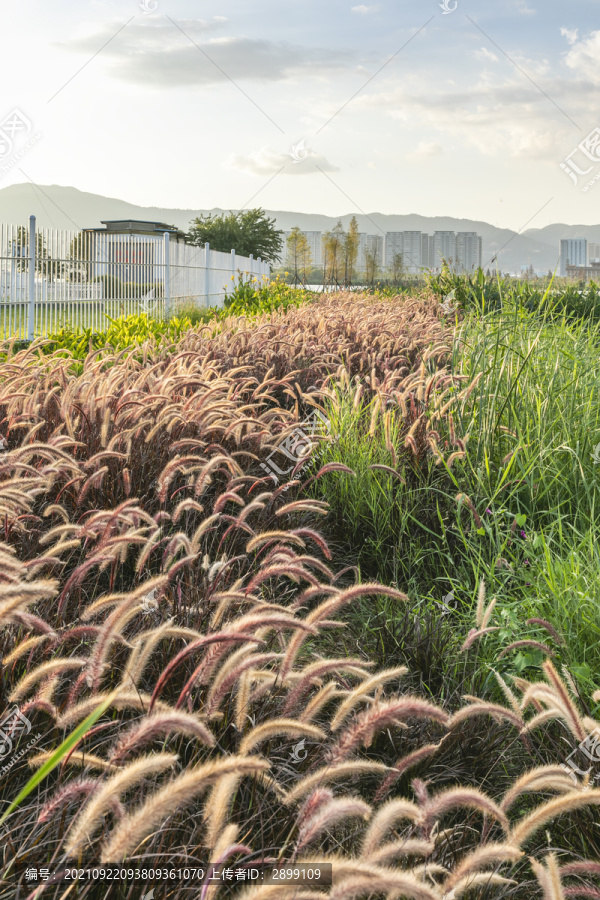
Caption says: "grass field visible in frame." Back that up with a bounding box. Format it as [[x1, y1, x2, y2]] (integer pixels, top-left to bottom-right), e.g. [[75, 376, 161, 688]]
[[1, 275, 600, 899]]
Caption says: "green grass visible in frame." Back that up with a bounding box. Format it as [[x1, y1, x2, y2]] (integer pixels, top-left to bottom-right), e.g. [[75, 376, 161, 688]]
[[0, 297, 168, 340], [307, 391, 458, 595], [504, 528, 600, 688], [307, 292, 600, 699]]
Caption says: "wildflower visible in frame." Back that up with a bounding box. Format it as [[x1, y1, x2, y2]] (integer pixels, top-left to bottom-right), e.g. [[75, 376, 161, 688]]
[[485, 508, 492, 515], [520, 530, 527, 539]]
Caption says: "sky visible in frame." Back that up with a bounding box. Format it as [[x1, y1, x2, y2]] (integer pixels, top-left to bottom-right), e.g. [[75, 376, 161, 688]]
[[0, 0, 599, 231]]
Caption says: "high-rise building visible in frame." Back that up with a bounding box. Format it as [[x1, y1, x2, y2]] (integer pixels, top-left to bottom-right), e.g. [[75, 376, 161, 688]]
[[421, 234, 434, 270], [433, 232, 456, 271], [384, 233, 403, 268], [302, 231, 323, 267], [282, 230, 323, 267], [455, 232, 482, 273], [400, 232, 422, 273], [357, 233, 383, 269], [588, 242, 600, 264], [560, 238, 587, 276]]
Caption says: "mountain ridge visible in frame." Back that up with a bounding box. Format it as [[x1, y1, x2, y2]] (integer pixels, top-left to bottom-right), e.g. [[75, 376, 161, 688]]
[[1, 182, 594, 274]]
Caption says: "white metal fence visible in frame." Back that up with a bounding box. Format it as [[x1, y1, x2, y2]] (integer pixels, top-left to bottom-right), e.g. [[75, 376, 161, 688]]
[[0, 216, 271, 340]]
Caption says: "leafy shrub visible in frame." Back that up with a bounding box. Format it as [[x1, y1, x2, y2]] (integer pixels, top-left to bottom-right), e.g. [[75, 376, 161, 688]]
[[35, 313, 194, 363], [169, 301, 220, 326], [223, 271, 316, 316]]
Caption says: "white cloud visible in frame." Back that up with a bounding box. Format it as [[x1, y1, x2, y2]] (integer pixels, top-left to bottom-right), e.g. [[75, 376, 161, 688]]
[[351, 5, 378, 13], [223, 145, 340, 176], [564, 30, 600, 85], [406, 141, 443, 159], [57, 22, 355, 87], [514, 0, 535, 14], [354, 72, 597, 162], [474, 47, 499, 63], [517, 56, 551, 78], [560, 27, 578, 46]]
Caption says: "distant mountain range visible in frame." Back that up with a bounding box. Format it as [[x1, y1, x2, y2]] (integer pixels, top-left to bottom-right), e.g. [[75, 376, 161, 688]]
[[1, 182, 598, 274]]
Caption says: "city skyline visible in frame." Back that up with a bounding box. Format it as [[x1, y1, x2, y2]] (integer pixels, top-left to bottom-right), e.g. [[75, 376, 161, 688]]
[[281, 227, 483, 274], [560, 237, 600, 277]]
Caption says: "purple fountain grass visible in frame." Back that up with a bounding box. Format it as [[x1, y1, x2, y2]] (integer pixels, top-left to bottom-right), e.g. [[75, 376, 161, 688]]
[[295, 796, 371, 852], [1, 295, 600, 890], [109, 711, 215, 763], [37, 777, 102, 824], [328, 697, 449, 764], [282, 658, 371, 718]]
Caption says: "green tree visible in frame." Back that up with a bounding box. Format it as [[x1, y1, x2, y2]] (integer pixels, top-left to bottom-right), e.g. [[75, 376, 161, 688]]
[[364, 247, 379, 285], [343, 216, 359, 286], [67, 232, 93, 282], [389, 251, 404, 284], [10, 226, 59, 278], [323, 220, 345, 287], [298, 232, 312, 284], [285, 227, 311, 285], [187, 208, 284, 264]]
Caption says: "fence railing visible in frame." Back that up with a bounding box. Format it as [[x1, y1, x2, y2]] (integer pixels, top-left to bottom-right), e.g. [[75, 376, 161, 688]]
[[0, 216, 271, 340]]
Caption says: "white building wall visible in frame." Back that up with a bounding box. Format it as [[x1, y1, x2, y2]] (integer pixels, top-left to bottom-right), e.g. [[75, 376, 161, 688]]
[[455, 232, 481, 273], [385, 233, 403, 268], [401, 232, 422, 272], [421, 234, 434, 270], [433, 232, 457, 271], [588, 242, 600, 263], [560, 238, 587, 276]]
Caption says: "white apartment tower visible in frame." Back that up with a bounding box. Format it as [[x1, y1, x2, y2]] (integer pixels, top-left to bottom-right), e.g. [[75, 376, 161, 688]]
[[357, 233, 384, 268], [455, 232, 483, 273], [282, 230, 323, 267], [385, 233, 403, 268], [559, 238, 587, 276], [433, 232, 457, 271], [588, 242, 600, 264], [421, 234, 434, 270], [399, 232, 422, 273]]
